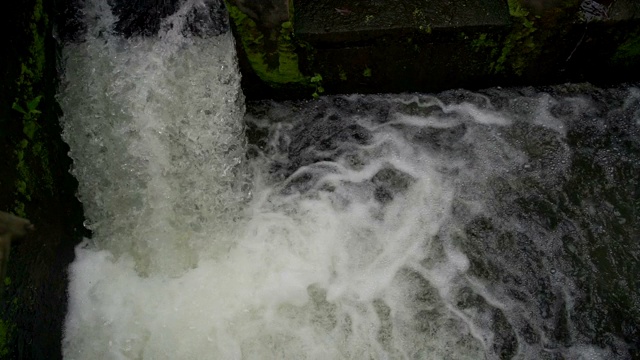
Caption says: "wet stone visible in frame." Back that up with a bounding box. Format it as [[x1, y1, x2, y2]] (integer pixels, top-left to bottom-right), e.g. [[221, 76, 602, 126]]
[[294, 0, 511, 43]]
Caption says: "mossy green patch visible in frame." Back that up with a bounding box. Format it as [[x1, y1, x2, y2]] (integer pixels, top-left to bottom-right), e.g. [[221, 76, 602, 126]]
[[2, 0, 59, 352], [226, 2, 307, 86], [419, 25, 432, 34], [612, 33, 640, 66], [310, 73, 324, 98], [3, 4, 53, 350], [363, 67, 372, 77], [491, 0, 538, 76], [287, 0, 294, 19], [492, 26, 536, 75], [0, 319, 14, 357], [338, 67, 347, 81], [412, 8, 432, 34], [507, 0, 529, 18], [471, 33, 499, 52], [11, 0, 53, 215], [276, 22, 307, 83]]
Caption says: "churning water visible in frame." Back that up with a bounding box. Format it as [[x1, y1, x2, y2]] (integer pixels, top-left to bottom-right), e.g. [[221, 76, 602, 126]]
[[58, 1, 639, 359]]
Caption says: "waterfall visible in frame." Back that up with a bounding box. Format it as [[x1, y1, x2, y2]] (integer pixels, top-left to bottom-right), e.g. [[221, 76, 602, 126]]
[[59, 0, 249, 278], [58, 1, 639, 359]]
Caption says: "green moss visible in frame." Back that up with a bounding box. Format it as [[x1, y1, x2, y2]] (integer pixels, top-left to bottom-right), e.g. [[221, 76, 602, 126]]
[[12, 0, 53, 207], [612, 33, 640, 66], [287, 0, 294, 19], [310, 73, 324, 98], [226, 2, 307, 86], [0, 319, 14, 357], [13, 204, 26, 219], [29, 16, 46, 81], [471, 33, 498, 52], [8, 0, 54, 218], [413, 8, 432, 34], [363, 67, 372, 77], [492, 26, 536, 75], [338, 67, 347, 81], [2, 0, 52, 349], [13, 95, 53, 213], [419, 25, 432, 34], [507, 0, 529, 17], [491, 0, 538, 76], [276, 22, 307, 84]]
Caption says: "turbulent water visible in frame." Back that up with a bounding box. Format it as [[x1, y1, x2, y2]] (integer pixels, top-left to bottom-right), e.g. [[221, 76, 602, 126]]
[[58, 1, 639, 359]]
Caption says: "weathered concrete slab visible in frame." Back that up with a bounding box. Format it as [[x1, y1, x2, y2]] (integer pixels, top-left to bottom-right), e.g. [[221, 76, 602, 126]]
[[607, 0, 640, 21], [1, 0, 86, 357], [225, 0, 640, 100], [294, 0, 510, 43]]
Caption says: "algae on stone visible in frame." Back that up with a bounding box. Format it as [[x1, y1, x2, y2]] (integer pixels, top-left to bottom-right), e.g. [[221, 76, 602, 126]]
[[492, 0, 538, 76], [612, 32, 640, 66], [1, 0, 52, 349], [226, 2, 307, 86]]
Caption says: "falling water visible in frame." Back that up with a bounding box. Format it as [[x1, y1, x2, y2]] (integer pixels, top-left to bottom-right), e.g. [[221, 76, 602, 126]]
[[58, 0, 639, 359]]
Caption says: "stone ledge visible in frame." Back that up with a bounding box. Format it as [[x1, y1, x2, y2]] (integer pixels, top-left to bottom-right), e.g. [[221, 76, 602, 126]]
[[294, 0, 510, 44], [227, 0, 640, 99]]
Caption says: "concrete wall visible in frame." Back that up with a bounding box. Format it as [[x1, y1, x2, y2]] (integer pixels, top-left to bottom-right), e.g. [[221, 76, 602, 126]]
[[0, 0, 85, 358], [226, 0, 640, 100]]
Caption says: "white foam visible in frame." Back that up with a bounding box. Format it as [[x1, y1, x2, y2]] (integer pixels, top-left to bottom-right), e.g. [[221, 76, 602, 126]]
[[447, 103, 512, 126], [624, 87, 640, 125]]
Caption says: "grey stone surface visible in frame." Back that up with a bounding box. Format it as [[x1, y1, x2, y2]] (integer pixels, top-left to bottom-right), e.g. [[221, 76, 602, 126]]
[[294, 0, 511, 43], [609, 0, 640, 21], [229, 0, 291, 28], [227, 0, 640, 99]]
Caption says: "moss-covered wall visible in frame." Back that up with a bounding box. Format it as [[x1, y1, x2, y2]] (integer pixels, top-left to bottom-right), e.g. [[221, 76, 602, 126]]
[[226, 3, 304, 85], [466, 0, 640, 85], [0, 0, 85, 358], [226, 0, 640, 99], [470, 0, 583, 81], [225, 0, 324, 99]]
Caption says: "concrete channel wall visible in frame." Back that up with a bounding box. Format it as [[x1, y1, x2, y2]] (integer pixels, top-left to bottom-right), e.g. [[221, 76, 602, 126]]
[[225, 0, 640, 99], [0, 0, 85, 358]]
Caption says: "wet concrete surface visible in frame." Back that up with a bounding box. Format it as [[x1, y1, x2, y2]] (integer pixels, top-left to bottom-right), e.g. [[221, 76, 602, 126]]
[[294, 0, 510, 43]]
